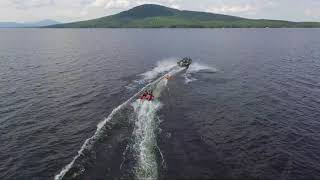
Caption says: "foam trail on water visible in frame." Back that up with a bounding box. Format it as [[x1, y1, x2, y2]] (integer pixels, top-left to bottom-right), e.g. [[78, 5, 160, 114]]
[[126, 58, 177, 91], [54, 104, 126, 180], [141, 59, 177, 81], [55, 65, 184, 180], [183, 73, 197, 84], [131, 100, 162, 180], [187, 62, 218, 73], [130, 68, 184, 180], [184, 62, 218, 84]]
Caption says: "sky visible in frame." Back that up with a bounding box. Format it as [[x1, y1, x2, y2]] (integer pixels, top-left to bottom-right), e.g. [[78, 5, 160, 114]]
[[0, 0, 320, 23]]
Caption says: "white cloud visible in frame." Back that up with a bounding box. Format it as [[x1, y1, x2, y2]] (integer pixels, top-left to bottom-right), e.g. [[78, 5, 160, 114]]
[[305, 0, 320, 19], [105, 0, 131, 9], [12, 0, 54, 8], [206, 4, 257, 14], [91, 0, 108, 7], [305, 8, 320, 18]]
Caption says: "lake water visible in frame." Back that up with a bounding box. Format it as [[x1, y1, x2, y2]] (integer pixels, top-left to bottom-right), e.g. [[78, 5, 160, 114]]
[[0, 29, 320, 180]]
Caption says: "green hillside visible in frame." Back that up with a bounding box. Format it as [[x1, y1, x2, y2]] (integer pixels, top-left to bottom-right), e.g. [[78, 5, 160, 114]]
[[49, 4, 320, 28]]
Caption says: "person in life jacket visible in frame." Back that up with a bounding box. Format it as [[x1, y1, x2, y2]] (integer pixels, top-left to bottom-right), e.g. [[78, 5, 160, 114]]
[[146, 93, 152, 101], [140, 92, 147, 100], [139, 90, 154, 101]]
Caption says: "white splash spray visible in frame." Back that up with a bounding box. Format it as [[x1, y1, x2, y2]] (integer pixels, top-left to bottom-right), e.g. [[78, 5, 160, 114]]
[[131, 100, 162, 180], [126, 59, 177, 91], [54, 103, 129, 180], [54, 63, 184, 180], [184, 62, 218, 84], [54, 58, 215, 179], [187, 62, 218, 73], [130, 76, 170, 180], [183, 73, 197, 84], [141, 59, 177, 81]]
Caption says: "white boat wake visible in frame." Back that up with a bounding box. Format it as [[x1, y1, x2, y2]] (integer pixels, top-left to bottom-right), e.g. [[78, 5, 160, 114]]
[[184, 62, 218, 84], [54, 61, 183, 180], [125, 58, 178, 91], [130, 76, 170, 180]]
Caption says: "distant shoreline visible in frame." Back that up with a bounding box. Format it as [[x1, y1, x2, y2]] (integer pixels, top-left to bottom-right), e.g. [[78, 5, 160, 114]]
[[1, 27, 319, 29]]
